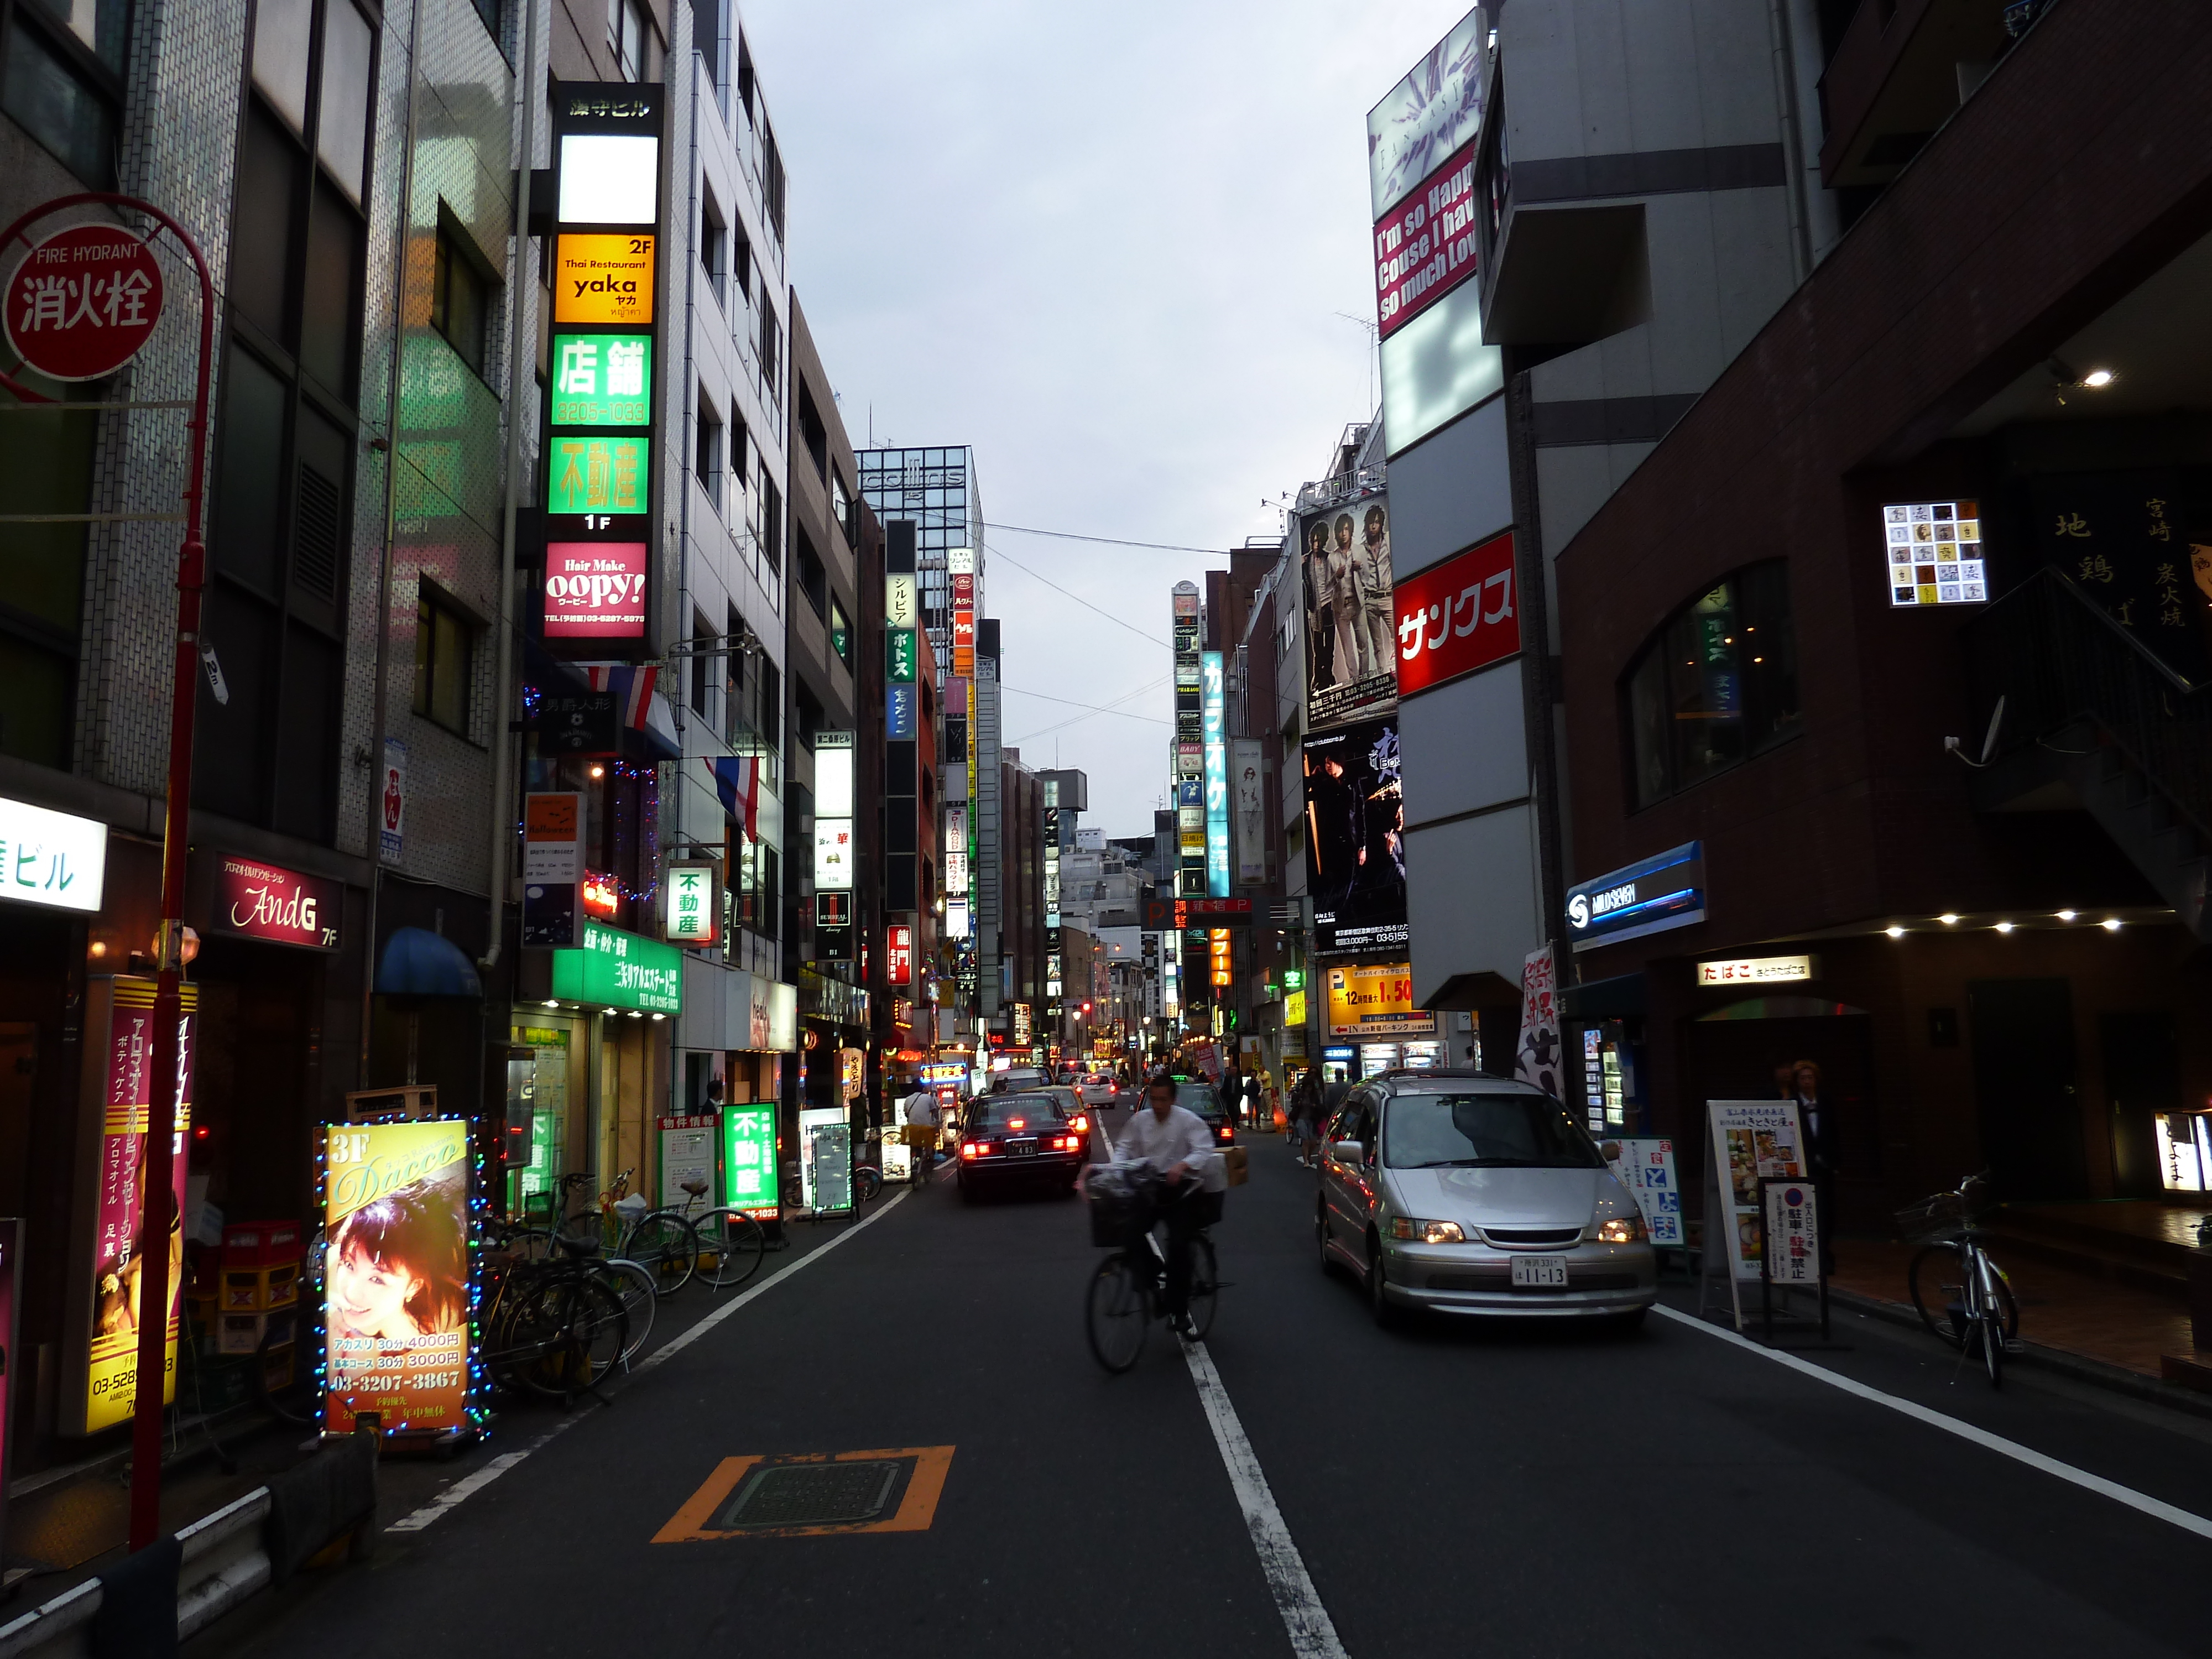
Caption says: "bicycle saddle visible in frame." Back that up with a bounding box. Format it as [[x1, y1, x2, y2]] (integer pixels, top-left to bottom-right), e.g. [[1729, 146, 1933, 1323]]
[[681, 1178, 709, 1197], [555, 1234, 602, 1260]]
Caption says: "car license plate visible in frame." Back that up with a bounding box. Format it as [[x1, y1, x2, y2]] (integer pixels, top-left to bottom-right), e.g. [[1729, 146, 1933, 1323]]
[[1510, 1255, 1567, 1288], [1009, 1142, 1035, 1157]]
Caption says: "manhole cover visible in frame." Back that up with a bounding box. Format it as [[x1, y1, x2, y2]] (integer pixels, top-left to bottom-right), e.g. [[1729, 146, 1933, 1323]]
[[714, 1460, 907, 1529]]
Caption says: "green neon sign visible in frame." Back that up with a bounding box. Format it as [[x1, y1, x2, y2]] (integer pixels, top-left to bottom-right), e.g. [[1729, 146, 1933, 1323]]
[[886, 626, 916, 683], [549, 919, 681, 1012], [721, 1104, 779, 1213], [550, 332, 651, 426], [547, 434, 649, 515]]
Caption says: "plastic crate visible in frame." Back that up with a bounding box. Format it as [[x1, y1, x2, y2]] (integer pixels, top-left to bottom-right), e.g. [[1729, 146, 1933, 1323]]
[[222, 1219, 304, 1266], [221, 1262, 300, 1312], [219, 1306, 297, 1355]]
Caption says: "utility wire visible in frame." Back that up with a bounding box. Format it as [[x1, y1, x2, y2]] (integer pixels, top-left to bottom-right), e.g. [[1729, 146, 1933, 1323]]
[[1001, 681, 1173, 723], [1005, 675, 1171, 747], [985, 542, 1171, 647], [984, 521, 1230, 556]]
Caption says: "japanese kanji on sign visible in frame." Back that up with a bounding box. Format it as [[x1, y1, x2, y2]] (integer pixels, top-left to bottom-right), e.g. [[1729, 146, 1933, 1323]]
[[4, 223, 165, 382]]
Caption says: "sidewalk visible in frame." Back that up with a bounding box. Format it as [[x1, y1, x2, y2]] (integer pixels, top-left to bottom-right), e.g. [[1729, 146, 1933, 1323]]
[[1828, 1237, 2195, 1383]]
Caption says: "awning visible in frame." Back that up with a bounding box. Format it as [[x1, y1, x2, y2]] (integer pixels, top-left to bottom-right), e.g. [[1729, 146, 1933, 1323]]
[[375, 926, 483, 999]]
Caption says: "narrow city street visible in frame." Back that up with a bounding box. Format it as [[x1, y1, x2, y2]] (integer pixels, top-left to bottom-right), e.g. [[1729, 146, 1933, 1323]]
[[195, 1111, 2211, 1659]]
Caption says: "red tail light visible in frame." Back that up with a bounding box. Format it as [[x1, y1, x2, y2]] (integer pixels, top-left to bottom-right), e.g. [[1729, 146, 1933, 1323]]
[[1009, 1117, 1026, 1130], [960, 1142, 980, 1160], [1072, 1115, 1089, 1133]]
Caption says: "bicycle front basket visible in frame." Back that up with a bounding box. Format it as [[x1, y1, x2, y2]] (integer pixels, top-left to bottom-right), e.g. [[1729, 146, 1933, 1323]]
[[1894, 1190, 1968, 1243]]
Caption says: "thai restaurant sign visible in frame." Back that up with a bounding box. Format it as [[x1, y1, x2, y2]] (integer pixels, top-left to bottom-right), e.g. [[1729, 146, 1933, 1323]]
[[321, 1118, 474, 1436], [209, 855, 342, 950], [73, 976, 197, 1434]]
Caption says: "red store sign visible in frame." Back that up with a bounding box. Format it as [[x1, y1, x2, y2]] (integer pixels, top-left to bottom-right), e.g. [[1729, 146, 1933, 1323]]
[[1394, 530, 1519, 697], [544, 541, 648, 638], [886, 924, 912, 987], [1373, 138, 1478, 341], [211, 857, 341, 951]]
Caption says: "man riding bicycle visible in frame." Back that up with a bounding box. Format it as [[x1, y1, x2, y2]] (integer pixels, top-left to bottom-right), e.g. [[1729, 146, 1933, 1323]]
[[1113, 1072, 1220, 1339]]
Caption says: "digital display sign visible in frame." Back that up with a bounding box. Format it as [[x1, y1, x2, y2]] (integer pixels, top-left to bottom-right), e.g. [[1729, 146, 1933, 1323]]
[[1884, 500, 1985, 607], [547, 434, 648, 515], [551, 332, 651, 425], [322, 1118, 473, 1436], [721, 1104, 780, 1217]]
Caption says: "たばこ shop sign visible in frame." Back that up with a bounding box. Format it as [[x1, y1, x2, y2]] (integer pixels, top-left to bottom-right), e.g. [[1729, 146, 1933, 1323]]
[[210, 856, 341, 951]]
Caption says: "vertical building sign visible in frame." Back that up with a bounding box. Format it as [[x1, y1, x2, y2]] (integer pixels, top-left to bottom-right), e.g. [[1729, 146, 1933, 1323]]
[[545, 84, 665, 655], [521, 792, 583, 947], [1202, 650, 1229, 897], [76, 977, 197, 1434], [950, 547, 976, 679], [1232, 736, 1264, 885]]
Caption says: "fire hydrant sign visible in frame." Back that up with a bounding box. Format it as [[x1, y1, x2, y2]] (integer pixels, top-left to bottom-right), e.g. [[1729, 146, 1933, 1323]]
[[6, 224, 164, 382]]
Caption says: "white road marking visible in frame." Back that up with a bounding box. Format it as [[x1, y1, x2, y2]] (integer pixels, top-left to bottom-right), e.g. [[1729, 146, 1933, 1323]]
[[1182, 1338, 1350, 1659], [1653, 1304, 2212, 1540], [387, 1190, 911, 1533]]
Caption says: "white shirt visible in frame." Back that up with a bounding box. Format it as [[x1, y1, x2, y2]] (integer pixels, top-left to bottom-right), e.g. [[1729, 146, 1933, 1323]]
[[1114, 1105, 1222, 1190], [902, 1090, 938, 1128]]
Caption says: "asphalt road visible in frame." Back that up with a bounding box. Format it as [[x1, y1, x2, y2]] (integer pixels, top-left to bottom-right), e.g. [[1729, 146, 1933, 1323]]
[[195, 1097, 2212, 1658]]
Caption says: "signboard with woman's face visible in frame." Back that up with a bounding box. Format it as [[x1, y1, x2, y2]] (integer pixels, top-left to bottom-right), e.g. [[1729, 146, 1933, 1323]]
[[322, 1119, 472, 1436]]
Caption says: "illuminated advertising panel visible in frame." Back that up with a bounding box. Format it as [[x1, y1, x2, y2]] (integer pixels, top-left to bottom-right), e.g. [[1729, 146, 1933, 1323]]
[[663, 860, 720, 946], [0, 793, 105, 913], [209, 855, 342, 951], [1302, 717, 1407, 955], [1366, 6, 1486, 217], [552, 234, 656, 326], [1326, 962, 1436, 1037], [1202, 651, 1229, 896], [546, 434, 648, 515], [888, 924, 913, 985], [1883, 499, 1985, 607], [75, 977, 195, 1434], [1392, 528, 1518, 696], [557, 133, 659, 223], [1375, 139, 1478, 340], [550, 919, 682, 1012], [321, 1118, 473, 1436], [550, 332, 651, 425], [543, 542, 648, 638], [1301, 493, 1397, 732]]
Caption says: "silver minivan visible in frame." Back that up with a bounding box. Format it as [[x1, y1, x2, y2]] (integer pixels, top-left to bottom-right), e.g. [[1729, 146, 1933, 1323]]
[[1317, 1071, 1656, 1327]]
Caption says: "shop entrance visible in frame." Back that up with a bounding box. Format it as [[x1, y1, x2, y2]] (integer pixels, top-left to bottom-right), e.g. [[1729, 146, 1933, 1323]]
[[190, 936, 324, 1223], [1681, 997, 1880, 1229], [1968, 978, 2085, 1201], [2101, 1010, 2180, 1201]]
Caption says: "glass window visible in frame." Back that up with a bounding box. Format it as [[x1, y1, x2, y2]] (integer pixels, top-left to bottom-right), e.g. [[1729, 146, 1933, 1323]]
[[1382, 1091, 1603, 1170], [977, 1097, 1065, 1130], [1623, 560, 1800, 808], [430, 216, 491, 377], [414, 591, 474, 735], [316, 0, 373, 204], [251, 0, 312, 133], [3, 15, 115, 186], [828, 597, 850, 666]]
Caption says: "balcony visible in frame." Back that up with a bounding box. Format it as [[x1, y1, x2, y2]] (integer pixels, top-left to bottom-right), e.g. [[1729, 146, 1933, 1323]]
[[1817, 0, 2041, 189]]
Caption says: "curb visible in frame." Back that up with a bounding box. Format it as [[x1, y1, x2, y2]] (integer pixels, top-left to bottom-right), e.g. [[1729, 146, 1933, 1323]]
[[1827, 1284, 2212, 1423]]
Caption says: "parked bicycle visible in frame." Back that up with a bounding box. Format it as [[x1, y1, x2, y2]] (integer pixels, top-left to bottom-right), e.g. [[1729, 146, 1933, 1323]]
[[1082, 1165, 1221, 1374], [1900, 1171, 2020, 1388], [480, 1233, 628, 1404]]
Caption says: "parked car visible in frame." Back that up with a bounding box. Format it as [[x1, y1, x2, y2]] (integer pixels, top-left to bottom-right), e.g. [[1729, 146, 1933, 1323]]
[[957, 1092, 1088, 1200], [1315, 1071, 1655, 1328]]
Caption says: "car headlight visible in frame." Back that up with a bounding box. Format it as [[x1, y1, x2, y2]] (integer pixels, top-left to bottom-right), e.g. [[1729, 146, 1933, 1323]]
[[1593, 1213, 1647, 1244], [1387, 1217, 1465, 1244]]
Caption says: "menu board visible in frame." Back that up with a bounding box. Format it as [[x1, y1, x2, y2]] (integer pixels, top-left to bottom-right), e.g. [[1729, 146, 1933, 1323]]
[[1603, 1137, 1682, 1247], [322, 1119, 472, 1437], [1884, 500, 1986, 607], [1705, 1100, 1806, 1285]]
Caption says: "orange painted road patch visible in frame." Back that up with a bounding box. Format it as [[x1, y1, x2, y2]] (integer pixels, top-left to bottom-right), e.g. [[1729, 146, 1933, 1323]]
[[653, 1447, 954, 1542]]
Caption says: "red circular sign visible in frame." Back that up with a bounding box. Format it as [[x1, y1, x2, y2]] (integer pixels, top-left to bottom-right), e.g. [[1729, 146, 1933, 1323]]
[[4, 223, 164, 382]]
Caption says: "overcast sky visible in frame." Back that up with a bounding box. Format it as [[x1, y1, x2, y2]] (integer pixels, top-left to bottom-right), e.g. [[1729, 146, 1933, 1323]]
[[745, 0, 1478, 841]]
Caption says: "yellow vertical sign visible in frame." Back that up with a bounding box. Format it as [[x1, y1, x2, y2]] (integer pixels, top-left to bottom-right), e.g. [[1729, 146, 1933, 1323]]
[[553, 234, 656, 326]]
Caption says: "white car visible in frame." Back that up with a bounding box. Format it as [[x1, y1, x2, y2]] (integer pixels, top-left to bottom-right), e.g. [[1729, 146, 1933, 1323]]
[[1317, 1071, 1657, 1327], [1078, 1074, 1118, 1107]]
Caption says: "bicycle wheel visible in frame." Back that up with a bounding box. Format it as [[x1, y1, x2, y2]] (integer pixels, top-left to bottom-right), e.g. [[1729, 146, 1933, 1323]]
[[1907, 1242, 1969, 1348], [1981, 1307, 2005, 1389], [1186, 1235, 1219, 1340], [1085, 1255, 1149, 1374], [693, 1208, 766, 1290], [599, 1259, 658, 1363], [622, 1211, 699, 1296], [855, 1165, 884, 1203], [502, 1227, 557, 1264], [524, 1275, 627, 1399]]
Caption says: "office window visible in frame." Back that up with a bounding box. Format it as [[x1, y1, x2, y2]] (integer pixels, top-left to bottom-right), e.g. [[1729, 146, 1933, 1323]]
[[700, 193, 727, 309], [430, 212, 493, 378], [1623, 560, 1799, 810], [798, 385, 827, 482], [759, 473, 781, 573], [414, 589, 474, 736], [695, 391, 723, 517], [797, 526, 826, 618], [759, 299, 779, 396], [833, 471, 855, 546], [608, 0, 651, 80], [1, 0, 128, 189], [757, 655, 780, 747], [690, 612, 714, 718], [828, 597, 851, 667]]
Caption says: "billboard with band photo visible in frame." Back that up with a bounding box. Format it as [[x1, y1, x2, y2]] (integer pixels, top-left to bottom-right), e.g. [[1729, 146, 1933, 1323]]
[[1300, 493, 1398, 733], [321, 1118, 472, 1436], [1302, 716, 1408, 956]]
